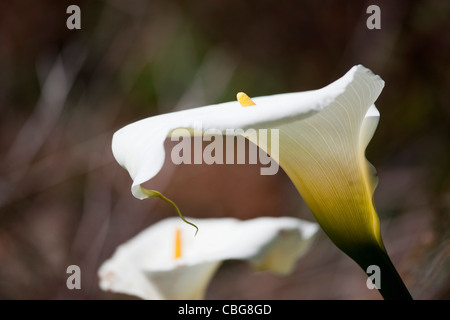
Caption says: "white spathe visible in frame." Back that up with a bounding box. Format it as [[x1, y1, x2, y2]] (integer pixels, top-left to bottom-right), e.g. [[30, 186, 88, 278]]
[[98, 216, 318, 300], [112, 64, 388, 270]]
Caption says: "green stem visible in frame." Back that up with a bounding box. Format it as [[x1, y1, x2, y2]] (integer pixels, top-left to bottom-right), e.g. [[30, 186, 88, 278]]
[[352, 244, 413, 300], [141, 188, 199, 235]]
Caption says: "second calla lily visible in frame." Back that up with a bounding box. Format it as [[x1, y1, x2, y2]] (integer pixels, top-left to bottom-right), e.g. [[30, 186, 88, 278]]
[[99, 216, 318, 300], [112, 65, 412, 299]]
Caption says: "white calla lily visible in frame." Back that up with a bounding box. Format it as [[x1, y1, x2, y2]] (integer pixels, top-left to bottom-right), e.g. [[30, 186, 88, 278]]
[[111, 64, 412, 299], [112, 65, 383, 244], [98, 216, 318, 300]]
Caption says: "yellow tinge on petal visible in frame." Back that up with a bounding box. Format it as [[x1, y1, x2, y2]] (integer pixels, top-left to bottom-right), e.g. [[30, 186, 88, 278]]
[[277, 115, 384, 254]]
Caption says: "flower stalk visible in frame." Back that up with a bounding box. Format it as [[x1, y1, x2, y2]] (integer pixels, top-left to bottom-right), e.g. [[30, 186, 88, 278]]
[[351, 243, 412, 300]]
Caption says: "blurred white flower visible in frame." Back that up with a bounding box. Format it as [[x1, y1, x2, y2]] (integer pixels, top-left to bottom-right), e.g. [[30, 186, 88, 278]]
[[98, 216, 318, 300]]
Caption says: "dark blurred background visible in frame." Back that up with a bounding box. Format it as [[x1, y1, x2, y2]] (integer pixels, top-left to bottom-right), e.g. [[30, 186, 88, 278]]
[[0, 0, 449, 299]]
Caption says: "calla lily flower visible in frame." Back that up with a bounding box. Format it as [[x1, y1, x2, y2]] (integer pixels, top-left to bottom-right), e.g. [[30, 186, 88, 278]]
[[98, 216, 318, 300], [111, 65, 412, 299]]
